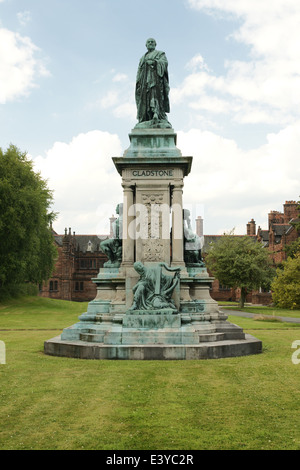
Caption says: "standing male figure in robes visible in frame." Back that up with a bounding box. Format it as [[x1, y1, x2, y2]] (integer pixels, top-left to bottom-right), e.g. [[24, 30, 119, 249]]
[[135, 38, 171, 128]]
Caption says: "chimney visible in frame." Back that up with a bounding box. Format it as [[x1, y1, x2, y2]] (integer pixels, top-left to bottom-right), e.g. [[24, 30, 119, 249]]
[[196, 216, 203, 236], [268, 210, 284, 228], [283, 201, 298, 223], [247, 219, 256, 236]]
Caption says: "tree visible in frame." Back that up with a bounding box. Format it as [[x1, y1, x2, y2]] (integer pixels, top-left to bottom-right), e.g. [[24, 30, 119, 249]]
[[0, 145, 57, 292], [285, 238, 300, 259], [271, 254, 300, 309], [291, 198, 300, 231], [205, 234, 275, 308], [285, 198, 300, 259]]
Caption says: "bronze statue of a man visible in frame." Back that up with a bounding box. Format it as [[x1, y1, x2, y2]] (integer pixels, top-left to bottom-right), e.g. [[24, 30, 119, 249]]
[[135, 38, 171, 128], [183, 209, 205, 266], [100, 204, 123, 267]]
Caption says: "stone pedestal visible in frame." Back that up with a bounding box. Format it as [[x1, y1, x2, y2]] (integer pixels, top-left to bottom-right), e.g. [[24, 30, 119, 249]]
[[45, 128, 262, 360]]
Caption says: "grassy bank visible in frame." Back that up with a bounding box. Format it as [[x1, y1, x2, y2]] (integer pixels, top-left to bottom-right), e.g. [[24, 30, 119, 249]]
[[0, 297, 299, 450]]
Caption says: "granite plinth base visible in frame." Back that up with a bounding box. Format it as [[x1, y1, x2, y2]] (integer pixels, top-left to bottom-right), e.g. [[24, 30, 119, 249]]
[[44, 334, 262, 360], [44, 310, 262, 360]]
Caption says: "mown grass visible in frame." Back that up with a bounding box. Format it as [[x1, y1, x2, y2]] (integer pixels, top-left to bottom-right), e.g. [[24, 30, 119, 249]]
[[0, 296, 87, 329], [223, 304, 300, 319], [0, 296, 300, 450]]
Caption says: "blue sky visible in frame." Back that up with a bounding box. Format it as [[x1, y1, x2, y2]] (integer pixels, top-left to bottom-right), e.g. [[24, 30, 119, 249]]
[[1, 0, 300, 236]]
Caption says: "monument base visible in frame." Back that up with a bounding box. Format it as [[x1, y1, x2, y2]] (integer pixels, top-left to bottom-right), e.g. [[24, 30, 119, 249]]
[[44, 309, 262, 360], [44, 265, 262, 360], [44, 334, 262, 360]]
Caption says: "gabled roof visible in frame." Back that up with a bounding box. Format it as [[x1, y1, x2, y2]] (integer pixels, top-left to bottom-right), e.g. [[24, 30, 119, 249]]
[[271, 224, 292, 237], [258, 230, 269, 242], [53, 234, 109, 252], [74, 235, 107, 253], [54, 235, 63, 246]]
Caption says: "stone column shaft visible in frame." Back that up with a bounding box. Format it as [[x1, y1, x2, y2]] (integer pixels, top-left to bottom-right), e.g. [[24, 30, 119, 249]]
[[171, 183, 184, 264], [122, 183, 135, 265]]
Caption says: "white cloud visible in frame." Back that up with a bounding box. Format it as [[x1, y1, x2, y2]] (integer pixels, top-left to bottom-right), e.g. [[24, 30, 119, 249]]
[[177, 1, 300, 125], [185, 54, 210, 73], [96, 72, 136, 121], [113, 102, 136, 119], [112, 73, 128, 82], [189, 94, 228, 114], [33, 131, 123, 234], [17, 11, 32, 27], [31, 123, 300, 237], [100, 91, 119, 109], [98, 91, 135, 120], [0, 28, 49, 103], [177, 121, 300, 234]]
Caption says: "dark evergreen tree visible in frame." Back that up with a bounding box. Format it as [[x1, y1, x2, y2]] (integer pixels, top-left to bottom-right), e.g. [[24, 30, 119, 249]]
[[0, 145, 57, 292]]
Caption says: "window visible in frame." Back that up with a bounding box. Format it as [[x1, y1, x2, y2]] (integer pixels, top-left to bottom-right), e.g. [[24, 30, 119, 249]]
[[219, 284, 231, 291], [49, 280, 58, 292], [80, 259, 85, 269], [75, 282, 84, 291], [79, 259, 97, 269]]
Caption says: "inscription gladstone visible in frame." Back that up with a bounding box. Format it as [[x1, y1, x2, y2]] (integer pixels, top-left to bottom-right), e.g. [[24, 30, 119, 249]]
[[132, 169, 173, 177]]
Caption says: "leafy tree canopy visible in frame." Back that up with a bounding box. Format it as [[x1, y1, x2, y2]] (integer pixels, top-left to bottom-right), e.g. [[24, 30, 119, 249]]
[[205, 234, 275, 307], [291, 198, 300, 231], [285, 237, 300, 259], [271, 253, 300, 309], [0, 145, 57, 290]]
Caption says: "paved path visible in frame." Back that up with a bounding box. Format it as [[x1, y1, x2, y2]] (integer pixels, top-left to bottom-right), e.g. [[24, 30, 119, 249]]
[[222, 309, 300, 324]]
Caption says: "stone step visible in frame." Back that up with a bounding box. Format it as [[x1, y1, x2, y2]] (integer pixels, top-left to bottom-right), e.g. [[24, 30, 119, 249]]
[[45, 333, 263, 360], [198, 332, 225, 343], [80, 330, 234, 344], [214, 322, 246, 340], [80, 332, 105, 343]]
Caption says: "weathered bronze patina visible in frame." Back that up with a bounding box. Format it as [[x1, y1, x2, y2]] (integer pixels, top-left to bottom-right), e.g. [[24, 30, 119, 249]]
[[135, 38, 171, 128], [100, 203, 123, 267]]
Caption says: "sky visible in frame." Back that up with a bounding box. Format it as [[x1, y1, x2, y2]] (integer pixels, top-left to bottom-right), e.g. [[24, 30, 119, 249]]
[[1, 0, 300, 236]]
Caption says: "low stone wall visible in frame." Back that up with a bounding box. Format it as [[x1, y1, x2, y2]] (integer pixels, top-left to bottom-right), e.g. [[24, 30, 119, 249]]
[[251, 292, 273, 305]]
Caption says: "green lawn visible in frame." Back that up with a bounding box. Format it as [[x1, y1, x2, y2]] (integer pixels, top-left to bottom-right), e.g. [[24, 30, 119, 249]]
[[222, 304, 300, 319], [0, 296, 87, 329], [0, 296, 300, 450]]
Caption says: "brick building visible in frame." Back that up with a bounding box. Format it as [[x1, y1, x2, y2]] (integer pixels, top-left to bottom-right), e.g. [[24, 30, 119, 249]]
[[40, 228, 109, 301], [257, 201, 299, 264], [201, 201, 299, 304], [41, 201, 299, 304]]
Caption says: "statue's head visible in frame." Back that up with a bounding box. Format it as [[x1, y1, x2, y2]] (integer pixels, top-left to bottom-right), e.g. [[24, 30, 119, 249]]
[[146, 38, 156, 51], [133, 261, 144, 274], [183, 209, 191, 220], [116, 203, 123, 215]]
